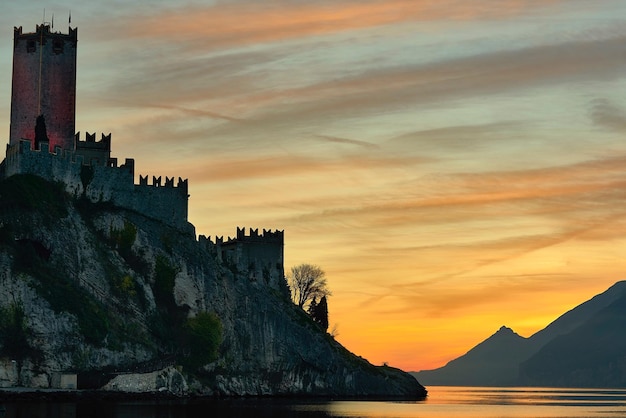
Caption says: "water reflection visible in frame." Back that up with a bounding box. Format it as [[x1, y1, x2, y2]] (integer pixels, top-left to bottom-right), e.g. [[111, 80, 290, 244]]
[[3, 399, 339, 418], [3, 388, 626, 418], [430, 387, 626, 407]]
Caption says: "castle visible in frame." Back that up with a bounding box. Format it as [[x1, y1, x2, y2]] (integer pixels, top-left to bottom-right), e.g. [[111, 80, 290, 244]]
[[1, 24, 190, 232], [1, 23, 284, 288]]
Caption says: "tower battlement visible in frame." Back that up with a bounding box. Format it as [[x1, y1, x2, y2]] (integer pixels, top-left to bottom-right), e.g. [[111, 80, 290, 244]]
[[75, 132, 112, 167], [199, 227, 284, 288], [138, 175, 188, 192], [231, 227, 284, 244], [75, 132, 111, 148], [14, 24, 78, 47], [3, 23, 192, 233]]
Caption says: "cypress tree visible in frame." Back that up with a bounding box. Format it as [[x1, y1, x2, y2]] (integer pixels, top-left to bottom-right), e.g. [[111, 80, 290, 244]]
[[316, 296, 329, 331]]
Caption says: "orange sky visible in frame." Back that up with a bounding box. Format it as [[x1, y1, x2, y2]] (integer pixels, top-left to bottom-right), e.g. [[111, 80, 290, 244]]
[[3, 0, 626, 371]]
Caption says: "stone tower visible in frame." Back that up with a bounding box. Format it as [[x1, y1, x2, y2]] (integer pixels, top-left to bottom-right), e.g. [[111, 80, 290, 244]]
[[10, 24, 77, 151]]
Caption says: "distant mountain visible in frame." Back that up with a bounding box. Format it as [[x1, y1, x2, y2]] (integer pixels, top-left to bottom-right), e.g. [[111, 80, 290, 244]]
[[412, 281, 626, 387], [413, 326, 528, 386], [520, 291, 626, 387], [526, 281, 626, 352]]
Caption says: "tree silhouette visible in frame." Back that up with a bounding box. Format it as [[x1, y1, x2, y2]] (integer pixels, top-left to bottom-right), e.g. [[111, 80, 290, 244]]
[[307, 296, 329, 332], [314, 296, 329, 331], [288, 264, 330, 309], [308, 297, 318, 316]]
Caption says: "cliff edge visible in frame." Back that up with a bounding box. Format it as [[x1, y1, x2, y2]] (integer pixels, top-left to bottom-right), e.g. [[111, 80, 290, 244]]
[[0, 174, 425, 398]]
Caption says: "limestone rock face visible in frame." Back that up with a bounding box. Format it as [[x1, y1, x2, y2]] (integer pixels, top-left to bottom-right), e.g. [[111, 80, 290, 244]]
[[103, 367, 188, 396], [0, 175, 425, 398]]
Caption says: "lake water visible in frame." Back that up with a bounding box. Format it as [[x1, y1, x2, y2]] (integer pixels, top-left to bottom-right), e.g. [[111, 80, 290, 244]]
[[4, 386, 626, 417]]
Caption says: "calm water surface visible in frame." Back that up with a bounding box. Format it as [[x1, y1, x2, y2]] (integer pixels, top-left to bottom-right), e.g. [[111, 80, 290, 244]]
[[4, 387, 626, 417]]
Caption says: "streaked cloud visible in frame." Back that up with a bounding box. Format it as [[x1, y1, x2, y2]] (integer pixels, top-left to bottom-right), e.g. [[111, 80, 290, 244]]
[[589, 98, 626, 132], [2, 0, 626, 372]]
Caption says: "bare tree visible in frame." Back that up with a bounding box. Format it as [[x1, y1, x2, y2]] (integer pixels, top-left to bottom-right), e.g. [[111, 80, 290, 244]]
[[288, 264, 330, 309]]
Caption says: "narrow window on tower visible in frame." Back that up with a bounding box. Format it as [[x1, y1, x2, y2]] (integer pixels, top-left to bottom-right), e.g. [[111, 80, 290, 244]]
[[26, 40, 36, 53], [53, 38, 63, 54]]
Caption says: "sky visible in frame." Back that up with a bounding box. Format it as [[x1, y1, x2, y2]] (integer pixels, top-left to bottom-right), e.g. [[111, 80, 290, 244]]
[[2, 0, 626, 372]]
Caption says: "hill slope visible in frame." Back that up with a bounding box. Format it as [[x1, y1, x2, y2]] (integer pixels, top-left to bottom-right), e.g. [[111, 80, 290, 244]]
[[412, 281, 626, 387], [520, 291, 626, 387], [0, 175, 425, 397], [413, 326, 528, 386]]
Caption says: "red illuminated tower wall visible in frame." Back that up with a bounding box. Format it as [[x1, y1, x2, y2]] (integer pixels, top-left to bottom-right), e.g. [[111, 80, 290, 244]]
[[10, 24, 77, 151]]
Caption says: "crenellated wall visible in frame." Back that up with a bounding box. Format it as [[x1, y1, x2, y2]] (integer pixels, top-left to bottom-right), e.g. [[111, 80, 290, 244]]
[[199, 227, 284, 289], [4, 23, 195, 234], [74, 131, 111, 167], [2, 139, 192, 234]]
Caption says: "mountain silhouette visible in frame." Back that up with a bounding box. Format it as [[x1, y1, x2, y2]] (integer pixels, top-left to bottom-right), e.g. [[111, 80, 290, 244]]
[[413, 326, 527, 386], [520, 290, 626, 387], [412, 281, 626, 386]]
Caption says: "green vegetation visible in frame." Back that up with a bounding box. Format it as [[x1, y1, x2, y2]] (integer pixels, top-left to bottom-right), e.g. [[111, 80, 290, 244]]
[[29, 263, 149, 352], [12, 242, 121, 349], [112, 274, 137, 299], [0, 301, 35, 360], [0, 174, 68, 220], [110, 220, 137, 257], [109, 220, 150, 276], [149, 255, 187, 352], [154, 255, 177, 308], [183, 312, 223, 369], [149, 255, 224, 369], [32, 267, 110, 346]]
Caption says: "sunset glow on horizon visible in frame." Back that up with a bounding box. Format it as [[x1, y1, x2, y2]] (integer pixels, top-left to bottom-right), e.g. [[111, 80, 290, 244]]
[[2, 0, 626, 372]]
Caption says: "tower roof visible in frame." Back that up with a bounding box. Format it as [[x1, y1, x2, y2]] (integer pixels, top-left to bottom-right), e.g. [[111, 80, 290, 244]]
[[14, 24, 77, 46]]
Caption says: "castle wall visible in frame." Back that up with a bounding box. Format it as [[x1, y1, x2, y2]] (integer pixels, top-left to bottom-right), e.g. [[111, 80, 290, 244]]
[[5, 25, 194, 235], [10, 25, 77, 150], [114, 180, 189, 232], [213, 227, 284, 289], [3, 140, 192, 234], [4, 141, 81, 195], [74, 132, 111, 167]]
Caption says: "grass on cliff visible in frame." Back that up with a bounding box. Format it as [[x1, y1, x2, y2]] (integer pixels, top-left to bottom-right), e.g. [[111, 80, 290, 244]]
[[12, 243, 142, 351], [148, 254, 224, 370], [25, 260, 111, 347], [0, 174, 68, 220], [0, 301, 43, 364], [184, 312, 223, 369]]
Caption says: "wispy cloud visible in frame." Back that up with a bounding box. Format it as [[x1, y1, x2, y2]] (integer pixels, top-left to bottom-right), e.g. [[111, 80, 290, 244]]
[[314, 135, 379, 150], [589, 98, 626, 132], [3, 0, 626, 372], [95, 0, 563, 47]]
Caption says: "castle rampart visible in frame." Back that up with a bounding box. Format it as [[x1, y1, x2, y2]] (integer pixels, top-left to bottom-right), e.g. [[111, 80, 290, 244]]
[[74, 132, 112, 167], [2, 139, 192, 234], [199, 227, 284, 289], [3, 23, 194, 235]]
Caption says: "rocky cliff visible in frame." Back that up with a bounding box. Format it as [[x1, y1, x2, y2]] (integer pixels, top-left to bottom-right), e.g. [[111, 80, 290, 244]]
[[0, 174, 425, 398]]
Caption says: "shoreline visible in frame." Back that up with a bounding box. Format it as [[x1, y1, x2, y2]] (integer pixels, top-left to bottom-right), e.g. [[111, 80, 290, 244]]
[[0, 388, 183, 402], [0, 388, 427, 402]]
